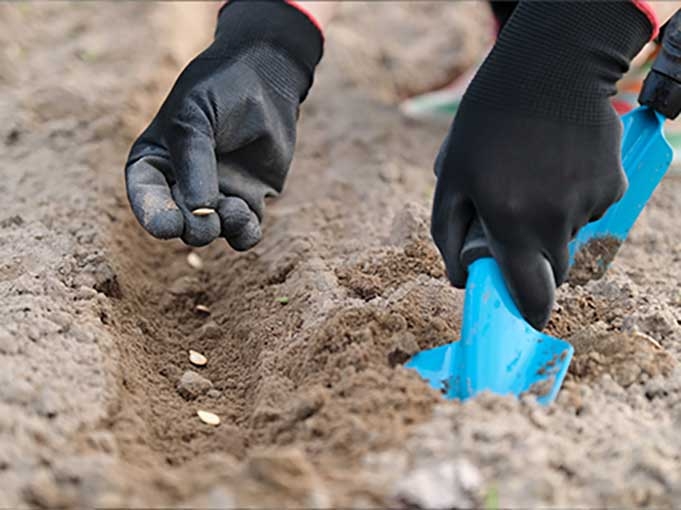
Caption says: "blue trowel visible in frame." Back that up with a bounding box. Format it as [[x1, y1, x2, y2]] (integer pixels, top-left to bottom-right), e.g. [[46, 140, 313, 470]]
[[407, 219, 575, 405], [568, 107, 674, 284], [570, 12, 681, 283], [406, 15, 681, 404]]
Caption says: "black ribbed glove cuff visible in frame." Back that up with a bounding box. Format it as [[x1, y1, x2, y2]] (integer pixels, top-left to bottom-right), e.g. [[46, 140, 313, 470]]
[[212, 0, 324, 101], [464, 1, 653, 124]]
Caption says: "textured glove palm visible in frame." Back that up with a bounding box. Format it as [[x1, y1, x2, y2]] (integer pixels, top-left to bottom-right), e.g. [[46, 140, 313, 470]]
[[125, 0, 323, 248]]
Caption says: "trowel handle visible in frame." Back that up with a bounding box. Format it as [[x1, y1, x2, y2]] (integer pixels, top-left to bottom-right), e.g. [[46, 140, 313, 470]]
[[460, 217, 492, 268], [639, 9, 681, 119]]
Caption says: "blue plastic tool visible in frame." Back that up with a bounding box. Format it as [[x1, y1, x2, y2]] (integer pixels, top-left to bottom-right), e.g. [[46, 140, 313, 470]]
[[406, 105, 673, 405], [407, 257, 573, 405], [569, 107, 673, 272]]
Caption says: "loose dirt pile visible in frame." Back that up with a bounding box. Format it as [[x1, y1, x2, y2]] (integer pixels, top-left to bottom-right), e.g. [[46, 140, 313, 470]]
[[3, 3, 681, 507], [568, 235, 623, 285]]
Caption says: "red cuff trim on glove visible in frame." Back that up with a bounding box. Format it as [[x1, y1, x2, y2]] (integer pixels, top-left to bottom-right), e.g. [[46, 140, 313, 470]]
[[285, 1, 325, 39], [631, 0, 659, 39], [218, 0, 324, 40]]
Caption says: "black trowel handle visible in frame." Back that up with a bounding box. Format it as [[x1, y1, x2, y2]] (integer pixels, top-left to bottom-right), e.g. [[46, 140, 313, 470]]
[[460, 218, 492, 268], [640, 9, 681, 119]]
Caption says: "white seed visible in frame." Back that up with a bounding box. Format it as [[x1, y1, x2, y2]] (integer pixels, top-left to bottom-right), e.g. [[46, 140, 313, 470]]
[[197, 409, 220, 426], [195, 304, 210, 314], [192, 208, 215, 217], [633, 331, 662, 350], [189, 349, 207, 367], [186, 252, 204, 270]]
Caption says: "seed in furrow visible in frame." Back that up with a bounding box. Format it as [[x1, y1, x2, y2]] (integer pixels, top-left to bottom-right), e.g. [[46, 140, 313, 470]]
[[189, 349, 207, 366], [186, 252, 204, 270], [197, 409, 220, 426], [195, 304, 210, 314]]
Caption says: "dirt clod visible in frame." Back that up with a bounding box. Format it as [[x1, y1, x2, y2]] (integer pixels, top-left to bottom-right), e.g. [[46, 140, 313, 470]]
[[394, 458, 481, 509], [568, 235, 622, 286], [387, 331, 420, 367], [177, 371, 213, 400], [568, 324, 676, 388], [524, 377, 555, 399]]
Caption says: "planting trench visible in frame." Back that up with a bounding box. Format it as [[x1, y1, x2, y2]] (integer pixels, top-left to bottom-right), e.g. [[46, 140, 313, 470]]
[[3, 2, 681, 507]]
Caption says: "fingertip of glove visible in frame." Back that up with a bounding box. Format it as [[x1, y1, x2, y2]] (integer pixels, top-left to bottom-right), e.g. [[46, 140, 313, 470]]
[[226, 222, 262, 251], [518, 298, 553, 331], [445, 265, 467, 290], [218, 196, 262, 251], [144, 209, 184, 239], [181, 214, 221, 247], [503, 254, 556, 331], [128, 189, 184, 240]]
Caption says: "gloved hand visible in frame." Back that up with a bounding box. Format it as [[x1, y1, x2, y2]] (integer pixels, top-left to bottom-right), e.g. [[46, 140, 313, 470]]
[[125, 0, 323, 248], [431, 2, 654, 329]]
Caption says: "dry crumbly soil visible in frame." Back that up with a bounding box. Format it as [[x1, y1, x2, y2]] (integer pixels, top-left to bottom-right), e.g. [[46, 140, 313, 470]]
[[2, 2, 681, 508]]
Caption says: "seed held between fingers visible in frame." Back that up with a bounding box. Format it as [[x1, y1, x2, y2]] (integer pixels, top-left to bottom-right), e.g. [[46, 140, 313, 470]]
[[197, 409, 220, 426], [192, 208, 215, 217]]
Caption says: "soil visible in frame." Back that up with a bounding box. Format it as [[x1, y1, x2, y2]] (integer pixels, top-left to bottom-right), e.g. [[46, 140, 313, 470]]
[[332, 2, 492, 103], [3, 2, 681, 508], [568, 235, 623, 286]]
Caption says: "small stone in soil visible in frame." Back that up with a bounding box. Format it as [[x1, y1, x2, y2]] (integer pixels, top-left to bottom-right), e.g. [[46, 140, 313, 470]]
[[197, 409, 220, 426], [189, 349, 207, 367], [199, 321, 221, 340], [177, 370, 213, 400]]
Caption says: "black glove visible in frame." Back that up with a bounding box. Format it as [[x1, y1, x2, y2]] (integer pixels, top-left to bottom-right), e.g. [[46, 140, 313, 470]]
[[125, 0, 323, 248], [431, 2, 653, 329]]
